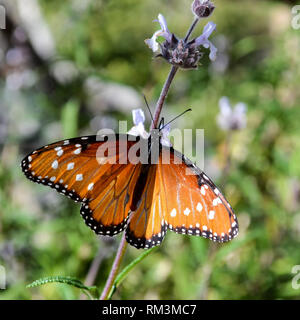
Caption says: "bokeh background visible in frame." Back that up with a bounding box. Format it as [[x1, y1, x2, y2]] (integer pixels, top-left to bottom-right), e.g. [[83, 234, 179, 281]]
[[1, 0, 300, 300]]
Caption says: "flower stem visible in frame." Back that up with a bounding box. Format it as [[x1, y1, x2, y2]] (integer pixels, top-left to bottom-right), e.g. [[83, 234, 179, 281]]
[[99, 234, 128, 300], [107, 247, 157, 300], [151, 65, 179, 129], [184, 17, 200, 43]]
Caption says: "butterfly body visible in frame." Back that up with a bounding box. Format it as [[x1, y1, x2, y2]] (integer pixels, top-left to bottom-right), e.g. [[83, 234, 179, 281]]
[[21, 132, 238, 249]]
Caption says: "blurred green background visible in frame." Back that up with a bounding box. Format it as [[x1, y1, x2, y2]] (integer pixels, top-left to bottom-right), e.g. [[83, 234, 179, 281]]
[[1, 0, 300, 300]]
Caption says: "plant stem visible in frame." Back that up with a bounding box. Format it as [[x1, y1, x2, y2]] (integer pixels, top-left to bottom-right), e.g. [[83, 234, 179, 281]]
[[107, 247, 157, 300], [151, 18, 200, 130], [151, 65, 179, 129], [184, 17, 200, 43], [80, 243, 114, 300], [99, 234, 128, 300]]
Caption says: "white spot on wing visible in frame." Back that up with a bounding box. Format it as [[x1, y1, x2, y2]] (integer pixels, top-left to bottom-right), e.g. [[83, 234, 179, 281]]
[[208, 210, 215, 220], [76, 174, 83, 181], [67, 162, 74, 170], [170, 208, 177, 217], [201, 186, 206, 195], [196, 202, 203, 212], [213, 197, 222, 206], [214, 188, 220, 195], [52, 160, 58, 169], [184, 208, 191, 216], [88, 183, 94, 191]]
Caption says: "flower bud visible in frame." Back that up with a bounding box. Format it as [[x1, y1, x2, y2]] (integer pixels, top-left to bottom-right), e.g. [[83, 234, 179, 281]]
[[192, 0, 215, 18]]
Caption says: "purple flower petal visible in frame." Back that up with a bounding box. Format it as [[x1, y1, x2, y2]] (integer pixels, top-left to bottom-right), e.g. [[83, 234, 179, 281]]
[[128, 109, 150, 139], [217, 97, 247, 131], [195, 22, 217, 61], [132, 109, 145, 126], [145, 14, 172, 52]]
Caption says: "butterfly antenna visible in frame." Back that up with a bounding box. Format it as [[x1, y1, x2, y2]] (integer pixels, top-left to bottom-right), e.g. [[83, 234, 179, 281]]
[[160, 108, 192, 131], [143, 94, 154, 124], [158, 117, 164, 130]]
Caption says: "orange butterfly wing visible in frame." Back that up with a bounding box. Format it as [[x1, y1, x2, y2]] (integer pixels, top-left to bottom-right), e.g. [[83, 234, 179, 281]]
[[161, 147, 238, 242], [126, 165, 168, 249], [80, 162, 142, 235], [21, 135, 142, 235], [126, 146, 238, 249]]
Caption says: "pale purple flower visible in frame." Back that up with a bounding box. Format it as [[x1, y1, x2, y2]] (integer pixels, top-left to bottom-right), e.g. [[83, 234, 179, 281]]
[[195, 22, 217, 61], [145, 13, 218, 67], [217, 97, 247, 131], [128, 109, 150, 139], [145, 14, 172, 52]]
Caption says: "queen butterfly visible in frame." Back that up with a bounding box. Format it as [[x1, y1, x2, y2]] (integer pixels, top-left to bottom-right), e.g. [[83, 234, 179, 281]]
[[21, 110, 238, 249]]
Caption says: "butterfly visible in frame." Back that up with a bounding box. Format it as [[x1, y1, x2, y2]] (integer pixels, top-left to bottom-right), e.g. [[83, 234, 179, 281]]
[[21, 109, 238, 249]]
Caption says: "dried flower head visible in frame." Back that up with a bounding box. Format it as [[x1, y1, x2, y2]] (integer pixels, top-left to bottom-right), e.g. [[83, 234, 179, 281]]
[[217, 97, 247, 131], [192, 0, 215, 18], [145, 14, 217, 69]]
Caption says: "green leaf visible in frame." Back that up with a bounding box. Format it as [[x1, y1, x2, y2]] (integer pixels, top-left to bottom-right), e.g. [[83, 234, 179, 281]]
[[27, 276, 99, 299]]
